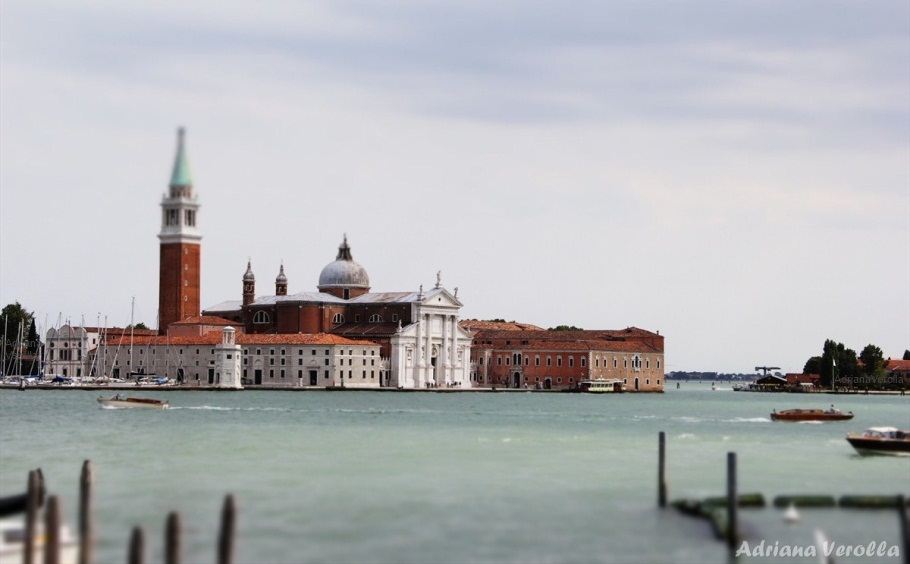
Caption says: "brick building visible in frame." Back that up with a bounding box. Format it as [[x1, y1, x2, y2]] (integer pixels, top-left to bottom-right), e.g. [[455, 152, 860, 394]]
[[466, 322, 665, 391]]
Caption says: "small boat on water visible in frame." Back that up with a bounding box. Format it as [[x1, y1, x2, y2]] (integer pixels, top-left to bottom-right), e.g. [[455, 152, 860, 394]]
[[846, 427, 910, 456], [770, 406, 853, 421], [578, 379, 624, 393], [97, 394, 168, 409]]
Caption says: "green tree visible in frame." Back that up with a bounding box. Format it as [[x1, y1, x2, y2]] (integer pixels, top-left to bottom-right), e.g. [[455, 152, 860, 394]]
[[1, 302, 40, 376], [803, 356, 822, 375], [820, 339, 858, 389], [126, 322, 150, 330], [859, 344, 886, 387], [548, 325, 583, 331], [903, 350, 910, 361]]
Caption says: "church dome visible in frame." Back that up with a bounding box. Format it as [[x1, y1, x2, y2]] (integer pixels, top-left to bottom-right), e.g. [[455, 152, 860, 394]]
[[318, 235, 370, 290]]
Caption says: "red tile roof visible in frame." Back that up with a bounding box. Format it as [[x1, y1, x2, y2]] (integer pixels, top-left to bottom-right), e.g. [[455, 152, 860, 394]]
[[101, 333, 379, 347], [459, 320, 546, 331]]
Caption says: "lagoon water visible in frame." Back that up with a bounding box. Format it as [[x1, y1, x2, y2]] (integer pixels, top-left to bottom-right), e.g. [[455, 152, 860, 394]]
[[1, 383, 908, 563]]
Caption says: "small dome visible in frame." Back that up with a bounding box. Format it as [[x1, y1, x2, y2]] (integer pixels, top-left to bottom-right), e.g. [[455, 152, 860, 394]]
[[243, 260, 255, 282], [318, 235, 370, 290], [276, 263, 287, 284]]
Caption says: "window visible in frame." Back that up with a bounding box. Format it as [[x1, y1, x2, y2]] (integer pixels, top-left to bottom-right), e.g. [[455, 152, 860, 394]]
[[535, 356, 540, 366], [332, 313, 345, 324], [392, 314, 399, 322], [581, 357, 586, 367], [369, 314, 384, 322], [569, 357, 574, 367], [557, 357, 562, 367], [355, 314, 361, 323], [547, 356, 552, 367], [253, 311, 270, 324]]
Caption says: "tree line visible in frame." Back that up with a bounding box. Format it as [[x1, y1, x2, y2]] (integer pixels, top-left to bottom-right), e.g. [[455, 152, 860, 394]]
[[803, 339, 909, 390]]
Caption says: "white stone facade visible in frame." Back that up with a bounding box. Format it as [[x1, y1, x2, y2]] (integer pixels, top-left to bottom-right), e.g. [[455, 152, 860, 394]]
[[213, 327, 242, 389], [389, 287, 472, 389], [96, 334, 384, 388], [45, 325, 99, 378]]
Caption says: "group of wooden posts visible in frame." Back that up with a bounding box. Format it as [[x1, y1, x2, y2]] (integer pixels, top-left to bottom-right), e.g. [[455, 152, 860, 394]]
[[10, 460, 236, 564], [656, 431, 910, 562], [8, 438, 909, 563]]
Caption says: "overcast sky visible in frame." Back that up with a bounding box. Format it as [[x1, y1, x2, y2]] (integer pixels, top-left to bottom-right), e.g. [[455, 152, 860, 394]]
[[1, 1, 907, 374]]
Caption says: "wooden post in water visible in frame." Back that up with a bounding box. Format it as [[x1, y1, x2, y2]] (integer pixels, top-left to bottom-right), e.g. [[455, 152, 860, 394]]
[[658, 431, 667, 508], [44, 495, 61, 564], [726, 452, 738, 550], [128, 527, 144, 564], [898, 495, 909, 564], [24, 469, 42, 564], [165, 512, 181, 564], [217, 495, 236, 564], [79, 460, 94, 564]]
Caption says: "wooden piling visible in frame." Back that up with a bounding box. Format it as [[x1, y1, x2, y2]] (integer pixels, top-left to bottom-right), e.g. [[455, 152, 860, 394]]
[[44, 495, 61, 564], [24, 469, 42, 564], [128, 526, 144, 564], [165, 512, 181, 564], [217, 495, 236, 564], [726, 452, 738, 550], [898, 495, 909, 564], [658, 431, 667, 508], [79, 460, 93, 564]]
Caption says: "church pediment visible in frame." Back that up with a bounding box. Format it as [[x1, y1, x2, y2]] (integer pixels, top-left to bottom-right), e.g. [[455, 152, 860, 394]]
[[419, 287, 462, 308]]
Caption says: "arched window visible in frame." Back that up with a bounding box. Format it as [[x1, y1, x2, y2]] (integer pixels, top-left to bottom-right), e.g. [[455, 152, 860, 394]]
[[369, 314, 384, 322], [332, 313, 345, 324], [253, 311, 270, 324]]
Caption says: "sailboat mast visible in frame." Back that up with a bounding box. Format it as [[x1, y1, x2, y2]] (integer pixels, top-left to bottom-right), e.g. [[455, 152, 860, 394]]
[[1, 316, 7, 377], [129, 297, 135, 379]]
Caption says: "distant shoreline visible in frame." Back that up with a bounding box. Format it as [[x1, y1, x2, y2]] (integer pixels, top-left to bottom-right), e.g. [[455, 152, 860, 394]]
[[1, 383, 905, 394]]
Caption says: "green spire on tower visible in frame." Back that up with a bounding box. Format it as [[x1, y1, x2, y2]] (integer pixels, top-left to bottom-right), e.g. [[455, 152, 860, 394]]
[[169, 127, 192, 188]]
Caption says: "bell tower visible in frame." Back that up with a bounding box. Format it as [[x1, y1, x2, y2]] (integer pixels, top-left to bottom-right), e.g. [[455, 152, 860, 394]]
[[158, 127, 201, 334]]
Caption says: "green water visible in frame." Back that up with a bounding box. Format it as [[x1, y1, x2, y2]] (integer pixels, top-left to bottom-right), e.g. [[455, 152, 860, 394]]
[[1, 384, 908, 563]]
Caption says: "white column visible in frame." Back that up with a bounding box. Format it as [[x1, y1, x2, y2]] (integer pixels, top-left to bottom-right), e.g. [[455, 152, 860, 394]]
[[441, 314, 449, 383], [425, 314, 433, 385], [413, 314, 422, 387], [450, 315, 458, 373]]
